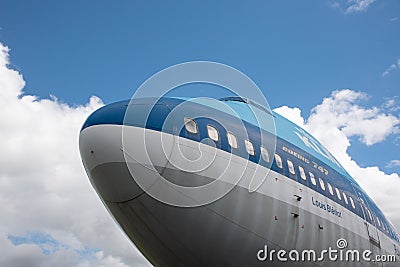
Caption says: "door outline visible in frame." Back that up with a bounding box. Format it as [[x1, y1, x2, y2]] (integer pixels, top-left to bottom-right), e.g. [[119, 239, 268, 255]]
[[351, 183, 381, 248]]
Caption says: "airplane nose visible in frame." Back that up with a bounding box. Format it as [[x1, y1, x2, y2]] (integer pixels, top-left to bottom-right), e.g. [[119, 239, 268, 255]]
[[79, 100, 175, 203], [80, 98, 281, 267]]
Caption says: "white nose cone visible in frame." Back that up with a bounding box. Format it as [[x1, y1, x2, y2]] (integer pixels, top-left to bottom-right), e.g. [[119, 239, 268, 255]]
[[79, 124, 143, 203], [79, 122, 176, 203]]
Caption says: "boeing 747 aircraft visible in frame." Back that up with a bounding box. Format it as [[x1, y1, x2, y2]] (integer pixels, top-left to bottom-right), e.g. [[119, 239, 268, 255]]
[[79, 96, 400, 266]]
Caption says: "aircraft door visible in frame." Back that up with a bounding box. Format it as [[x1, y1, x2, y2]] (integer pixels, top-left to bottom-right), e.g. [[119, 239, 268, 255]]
[[351, 184, 381, 248]]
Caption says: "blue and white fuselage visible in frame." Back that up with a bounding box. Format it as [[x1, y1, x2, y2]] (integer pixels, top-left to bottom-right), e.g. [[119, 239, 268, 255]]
[[79, 97, 400, 266]]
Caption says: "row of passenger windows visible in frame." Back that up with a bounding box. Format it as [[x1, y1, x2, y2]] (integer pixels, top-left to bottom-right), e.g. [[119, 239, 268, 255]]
[[282, 154, 392, 235], [185, 117, 355, 208], [184, 117, 269, 160], [274, 154, 357, 210], [363, 203, 391, 234], [284, 153, 396, 236], [185, 118, 397, 239]]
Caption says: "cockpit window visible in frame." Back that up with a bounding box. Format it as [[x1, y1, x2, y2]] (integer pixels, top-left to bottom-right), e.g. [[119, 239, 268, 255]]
[[219, 97, 272, 115], [184, 117, 198, 134]]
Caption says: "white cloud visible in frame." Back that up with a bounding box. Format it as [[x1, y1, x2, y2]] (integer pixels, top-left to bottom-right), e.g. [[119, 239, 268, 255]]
[[0, 42, 151, 266], [273, 106, 305, 128], [345, 0, 376, 14], [274, 89, 400, 231], [382, 58, 400, 77], [329, 0, 377, 14], [390, 17, 399, 22], [2, 36, 398, 264], [387, 160, 400, 168], [384, 99, 396, 108], [308, 90, 400, 146], [383, 97, 400, 112]]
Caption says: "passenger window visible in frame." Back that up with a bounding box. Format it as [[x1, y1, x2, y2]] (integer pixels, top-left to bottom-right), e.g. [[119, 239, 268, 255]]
[[335, 188, 342, 200], [207, 125, 219, 141], [366, 209, 372, 221], [319, 178, 326, 191], [287, 160, 295, 175], [309, 172, 316, 186], [245, 140, 255, 156], [342, 192, 349, 204], [377, 217, 381, 227], [327, 182, 334, 196], [227, 132, 238, 149], [274, 154, 283, 169], [260, 147, 270, 162], [184, 117, 198, 134], [349, 197, 355, 209], [299, 166, 306, 180]]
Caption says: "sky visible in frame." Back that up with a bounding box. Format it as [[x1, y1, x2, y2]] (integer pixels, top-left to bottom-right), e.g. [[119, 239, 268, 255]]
[[0, 0, 399, 266]]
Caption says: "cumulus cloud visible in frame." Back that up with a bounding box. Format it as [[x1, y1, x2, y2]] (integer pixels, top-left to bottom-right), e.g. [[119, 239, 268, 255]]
[[0, 42, 151, 266], [274, 89, 400, 231], [308, 90, 400, 146], [273, 106, 305, 128], [382, 58, 400, 77], [345, 0, 376, 14], [329, 0, 377, 14], [383, 97, 400, 113], [387, 160, 400, 168]]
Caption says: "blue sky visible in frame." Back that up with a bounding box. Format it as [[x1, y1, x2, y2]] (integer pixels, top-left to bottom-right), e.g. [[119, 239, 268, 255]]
[[8, 231, 99, 256], [0, 1, 398, 105], [0, 1, 399, 266], [1, 0, 398, 172]]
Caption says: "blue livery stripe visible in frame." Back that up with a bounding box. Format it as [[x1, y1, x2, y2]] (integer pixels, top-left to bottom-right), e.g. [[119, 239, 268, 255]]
[[81, 97, 399, 242]]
